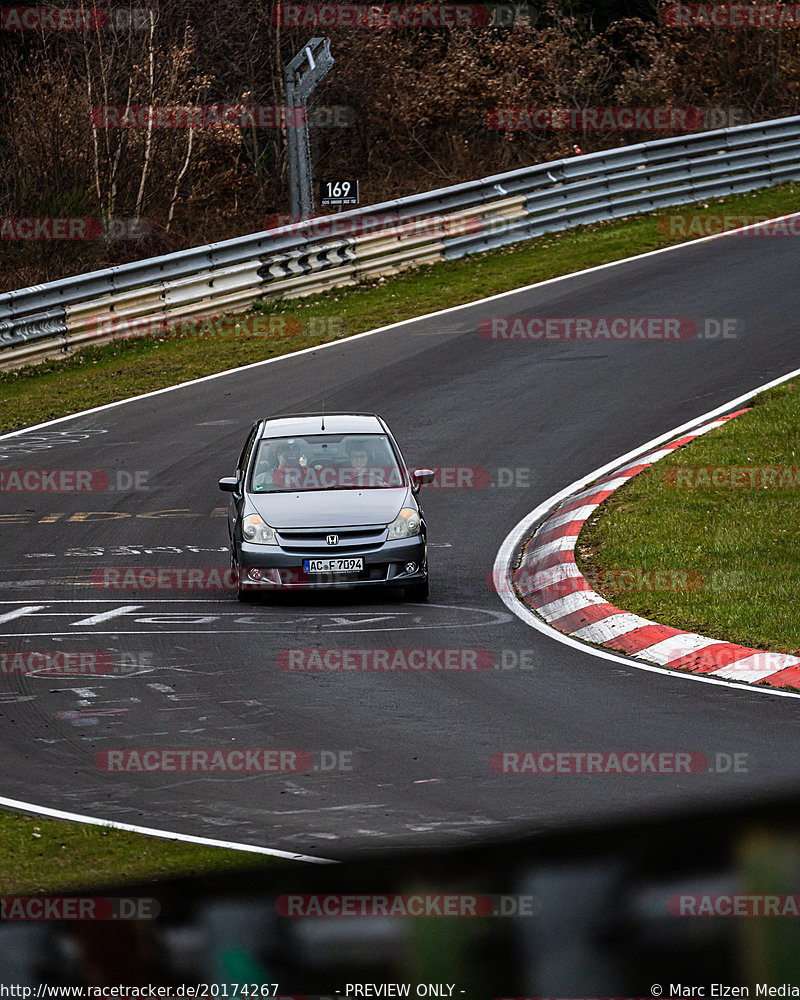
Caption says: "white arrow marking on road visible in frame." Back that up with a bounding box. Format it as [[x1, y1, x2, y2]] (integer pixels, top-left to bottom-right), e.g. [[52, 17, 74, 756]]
[[70, 605, 144, 625], [0, 605, 45, 622]]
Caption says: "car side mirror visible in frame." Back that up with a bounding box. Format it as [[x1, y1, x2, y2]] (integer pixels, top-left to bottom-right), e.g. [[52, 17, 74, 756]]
[[411, 468, 435, 491], [218, 476, 239, 493]]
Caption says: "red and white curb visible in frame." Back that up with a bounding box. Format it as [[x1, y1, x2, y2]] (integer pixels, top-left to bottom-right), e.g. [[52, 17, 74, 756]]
[[512, 409, 800, 692]]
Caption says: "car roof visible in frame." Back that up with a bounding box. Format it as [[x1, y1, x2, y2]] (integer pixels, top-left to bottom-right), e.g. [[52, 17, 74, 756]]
[[258, 413, 386, 437]]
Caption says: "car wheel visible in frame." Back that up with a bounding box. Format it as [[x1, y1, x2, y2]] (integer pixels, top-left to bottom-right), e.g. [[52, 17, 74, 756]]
[[231, 549, 256, 602], [403, 578, 429, 602]]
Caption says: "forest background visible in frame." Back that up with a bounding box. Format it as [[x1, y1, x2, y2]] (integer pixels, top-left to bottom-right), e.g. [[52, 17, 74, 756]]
[[1, 0, 797, 291]]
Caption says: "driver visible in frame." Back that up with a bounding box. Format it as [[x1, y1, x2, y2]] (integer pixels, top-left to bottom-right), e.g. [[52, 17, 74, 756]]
[[345, 440, 386, 486], [346, 441, 370, 468]]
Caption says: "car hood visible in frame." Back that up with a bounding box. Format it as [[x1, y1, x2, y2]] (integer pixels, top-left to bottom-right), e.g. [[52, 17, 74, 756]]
[[247, 487, 411, 528]]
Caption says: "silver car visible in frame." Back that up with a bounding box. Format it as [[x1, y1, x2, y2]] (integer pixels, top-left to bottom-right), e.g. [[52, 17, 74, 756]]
[[218, 413, 434, 601]]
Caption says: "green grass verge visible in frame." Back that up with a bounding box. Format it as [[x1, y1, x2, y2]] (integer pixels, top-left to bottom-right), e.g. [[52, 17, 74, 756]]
[[1, 183, 799, 437], [1, 183, 798, 889], [0, 812, 286, 894], [577, 378, 800, 656]]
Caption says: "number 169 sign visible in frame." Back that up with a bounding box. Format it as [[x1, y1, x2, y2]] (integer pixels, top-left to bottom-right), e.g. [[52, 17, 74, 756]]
[[320, 179, 359, 207]]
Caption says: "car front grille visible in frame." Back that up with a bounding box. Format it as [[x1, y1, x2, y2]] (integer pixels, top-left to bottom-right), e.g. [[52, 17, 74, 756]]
[[276, 524, 388, 553]]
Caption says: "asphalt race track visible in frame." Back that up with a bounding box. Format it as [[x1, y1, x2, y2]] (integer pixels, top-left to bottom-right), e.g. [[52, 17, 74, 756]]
[[2, 232, 800, 861]]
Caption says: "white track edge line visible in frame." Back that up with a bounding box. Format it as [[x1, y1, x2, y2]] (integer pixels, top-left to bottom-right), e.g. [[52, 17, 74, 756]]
[[0, 794, 337, 864]]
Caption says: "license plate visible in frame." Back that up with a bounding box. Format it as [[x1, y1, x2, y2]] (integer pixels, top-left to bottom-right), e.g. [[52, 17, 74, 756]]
[[304, 558, 364, 573]]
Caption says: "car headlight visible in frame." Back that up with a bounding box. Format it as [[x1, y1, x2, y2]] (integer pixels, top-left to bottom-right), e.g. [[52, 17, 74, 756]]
[[388, 508, 421, 539], [242, 514, 277, 545]]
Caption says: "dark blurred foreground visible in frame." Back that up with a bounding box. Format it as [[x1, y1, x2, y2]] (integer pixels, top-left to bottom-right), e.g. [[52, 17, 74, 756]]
[[3, 797, 800, 995]]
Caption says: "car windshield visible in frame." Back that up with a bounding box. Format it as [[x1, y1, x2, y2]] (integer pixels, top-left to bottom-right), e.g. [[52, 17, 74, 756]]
[[249, 433, 405, 493]]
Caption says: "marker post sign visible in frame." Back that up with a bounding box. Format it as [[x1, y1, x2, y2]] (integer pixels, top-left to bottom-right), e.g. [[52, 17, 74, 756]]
[[320, 179, 359, 207]]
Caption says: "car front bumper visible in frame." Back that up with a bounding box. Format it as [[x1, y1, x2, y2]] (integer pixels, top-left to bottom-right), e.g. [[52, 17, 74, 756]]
[[235, 536, 427, 590]]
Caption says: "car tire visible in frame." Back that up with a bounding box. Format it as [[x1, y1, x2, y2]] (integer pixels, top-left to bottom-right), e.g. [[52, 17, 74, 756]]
[[231, 550, 257, 602], [403, 578, 429, 602]]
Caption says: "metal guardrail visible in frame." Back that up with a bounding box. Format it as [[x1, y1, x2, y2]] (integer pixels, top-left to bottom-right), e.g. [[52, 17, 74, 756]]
[[1, 114, 799, 368]]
